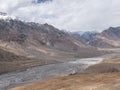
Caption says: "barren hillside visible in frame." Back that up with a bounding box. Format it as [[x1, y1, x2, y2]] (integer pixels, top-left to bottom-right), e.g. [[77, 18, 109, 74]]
[[89, 27, 120, 48], [0, 18, 104, 75], [9, 73, 120, 90]]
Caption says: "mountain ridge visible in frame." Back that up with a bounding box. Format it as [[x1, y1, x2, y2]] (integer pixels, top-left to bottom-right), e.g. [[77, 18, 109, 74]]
[[0, 17, 102, 60], [89, 27, 120, 48]]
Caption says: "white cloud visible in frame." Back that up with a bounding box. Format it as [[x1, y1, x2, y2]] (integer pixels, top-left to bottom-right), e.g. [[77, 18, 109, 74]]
[[0, 0, 120, 32]]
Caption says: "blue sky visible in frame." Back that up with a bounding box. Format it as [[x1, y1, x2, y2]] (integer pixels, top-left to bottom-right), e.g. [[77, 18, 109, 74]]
[[37, 0, 52, 3], [0, 0, 120, 32]]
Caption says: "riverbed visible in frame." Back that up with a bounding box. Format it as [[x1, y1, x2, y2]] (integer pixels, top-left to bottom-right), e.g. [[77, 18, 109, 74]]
[[0, 57, 104, 90]]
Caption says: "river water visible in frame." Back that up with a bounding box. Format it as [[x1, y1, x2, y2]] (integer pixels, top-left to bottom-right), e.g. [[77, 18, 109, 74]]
[[0, 57, 104, 90]]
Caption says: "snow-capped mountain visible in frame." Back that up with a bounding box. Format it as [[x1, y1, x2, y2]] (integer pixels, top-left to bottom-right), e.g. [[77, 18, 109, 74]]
[[0, 12, 16, 20]]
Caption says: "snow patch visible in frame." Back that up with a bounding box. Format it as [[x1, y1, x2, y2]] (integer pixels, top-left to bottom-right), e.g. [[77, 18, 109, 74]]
[[0, 12, 16, 20]]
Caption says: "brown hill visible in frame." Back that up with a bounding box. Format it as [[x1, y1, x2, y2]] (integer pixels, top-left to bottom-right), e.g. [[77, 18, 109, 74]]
[[0, 19, 104, 74], [0, 19, 102, 59], [89, 27, 120, 48], [0, 49, 57, 74], [9, 73, 120, 90]]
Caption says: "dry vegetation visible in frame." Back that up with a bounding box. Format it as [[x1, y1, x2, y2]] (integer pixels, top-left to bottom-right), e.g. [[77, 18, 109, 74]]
[[9, 73, 120, 90], [85, 54, 120, 73]]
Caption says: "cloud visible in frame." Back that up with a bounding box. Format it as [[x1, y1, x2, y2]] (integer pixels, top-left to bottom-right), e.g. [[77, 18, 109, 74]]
[[0, 0, 120, 32]]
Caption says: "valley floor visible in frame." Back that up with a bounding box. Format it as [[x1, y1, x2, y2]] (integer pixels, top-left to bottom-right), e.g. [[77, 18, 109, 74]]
[[0, 56, 103, 90], [9, 52, 120, 90]]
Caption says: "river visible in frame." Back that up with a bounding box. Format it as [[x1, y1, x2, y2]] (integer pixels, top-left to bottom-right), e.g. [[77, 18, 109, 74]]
[[0, 56, 105, 90]]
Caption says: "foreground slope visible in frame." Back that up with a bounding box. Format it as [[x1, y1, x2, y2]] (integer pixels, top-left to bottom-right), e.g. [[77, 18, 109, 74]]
[[9, 73, 120, 90]]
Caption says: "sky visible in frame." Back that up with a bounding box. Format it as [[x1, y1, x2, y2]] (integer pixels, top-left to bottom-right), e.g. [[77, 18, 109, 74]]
[[0, 0, 120, 32]]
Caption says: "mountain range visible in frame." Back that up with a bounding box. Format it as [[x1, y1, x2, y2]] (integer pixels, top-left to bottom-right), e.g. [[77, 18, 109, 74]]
[[70, 31, 99, 43], [0, 19, 95, 57], [0, 12, 119, 74], [71, 27, 120, 48], [89, 27, 120, 48], [0, 13, 104, 74]]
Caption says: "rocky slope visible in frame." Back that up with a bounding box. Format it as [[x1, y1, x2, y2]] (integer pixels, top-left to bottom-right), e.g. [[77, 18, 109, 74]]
[[71, 27, 120, 48], [0, 13, 104, 74], [0, 16, 101, 59], [89, 27, 120, 48]]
